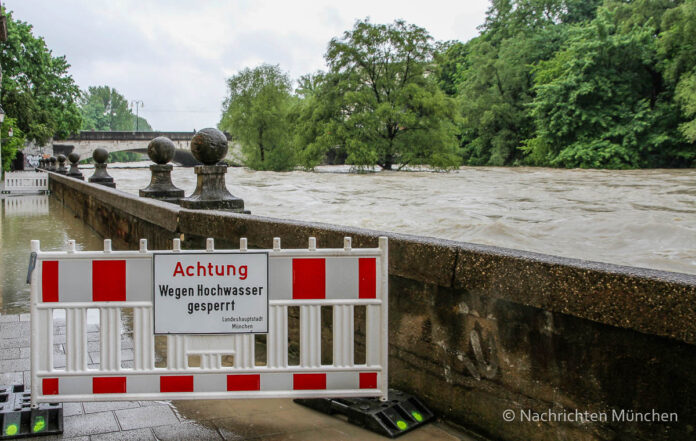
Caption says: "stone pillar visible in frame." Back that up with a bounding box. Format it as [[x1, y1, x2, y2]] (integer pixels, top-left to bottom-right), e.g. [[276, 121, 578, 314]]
[[139, 136, 184, 203], [88, 148, 116, 188], [48, 157, 57, 172], [56, 154, 68, 174], [67, 152, 84, 180], [179, 128, 246, 212]]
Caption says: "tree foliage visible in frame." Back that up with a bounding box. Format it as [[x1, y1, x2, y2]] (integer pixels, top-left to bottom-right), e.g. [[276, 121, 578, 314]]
[[219, 64, 295, 171], [305, 19, 460, 170], [1, 117, 25, 172], [79, 86, 153, 132], [0, 9, 81, 144], [448, 0, 695, 168], [658, 0, 696, 142], [219, 1, 696, 171]]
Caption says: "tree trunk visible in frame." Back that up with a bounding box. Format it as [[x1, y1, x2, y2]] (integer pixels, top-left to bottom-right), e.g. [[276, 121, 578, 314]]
[[258, 127, 265, 162]]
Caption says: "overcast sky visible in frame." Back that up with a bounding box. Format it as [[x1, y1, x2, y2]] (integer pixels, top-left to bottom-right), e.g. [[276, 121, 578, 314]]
[[4, 0, 489, 131]]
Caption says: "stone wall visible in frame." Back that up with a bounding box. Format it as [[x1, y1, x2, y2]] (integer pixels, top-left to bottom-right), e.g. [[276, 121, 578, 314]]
[[49, 173, 696, 441]]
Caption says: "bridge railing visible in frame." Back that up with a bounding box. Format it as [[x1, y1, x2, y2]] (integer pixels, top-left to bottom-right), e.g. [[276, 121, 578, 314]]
[[3, 171, 49, 194]]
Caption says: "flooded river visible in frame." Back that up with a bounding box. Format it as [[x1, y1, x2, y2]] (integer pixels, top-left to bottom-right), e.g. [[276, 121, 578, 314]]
[[109, 164, 696, 276], [1, 165, 694, 314]]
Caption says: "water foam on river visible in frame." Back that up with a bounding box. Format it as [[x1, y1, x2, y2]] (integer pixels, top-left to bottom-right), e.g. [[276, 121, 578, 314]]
[[105, 164, 696, 275]]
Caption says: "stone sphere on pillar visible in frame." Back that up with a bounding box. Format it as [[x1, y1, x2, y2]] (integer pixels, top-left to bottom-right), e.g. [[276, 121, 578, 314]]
[[49, 157, 57, 165], [93, 148, 109, 164], [68, 152, 80, 164], [57, 154, 66, 164], [190, 128, 228, 165], [147, 137, 176, 164]]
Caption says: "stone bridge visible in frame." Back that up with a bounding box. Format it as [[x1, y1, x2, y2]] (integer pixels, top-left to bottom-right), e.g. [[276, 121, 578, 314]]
[[51, 131, 232, 166]]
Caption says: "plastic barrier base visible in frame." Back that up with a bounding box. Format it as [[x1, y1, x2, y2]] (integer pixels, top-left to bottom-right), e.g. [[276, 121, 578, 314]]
[[0, 385, 62, 439], [295, 389, 434, 438]]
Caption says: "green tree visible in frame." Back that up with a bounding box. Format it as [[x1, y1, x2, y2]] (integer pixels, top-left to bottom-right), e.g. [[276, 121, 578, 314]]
[[1, 117, 25, 172], [312, 19, 460, 170], [455, 0, 601, 166], [79, 86, 153, 131], [0, 9, 81, 144], [290, 72, 346, 169], [659, 0, 696, 143], [219, 64, 295, 171], [525, 9, 686, 168]]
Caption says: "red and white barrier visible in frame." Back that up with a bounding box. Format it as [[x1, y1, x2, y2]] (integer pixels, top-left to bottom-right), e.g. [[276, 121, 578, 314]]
[[30, 236, 388, 404]]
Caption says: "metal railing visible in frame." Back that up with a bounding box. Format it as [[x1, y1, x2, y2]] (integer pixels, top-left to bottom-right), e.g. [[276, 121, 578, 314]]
[[3, 171, 48, 194]]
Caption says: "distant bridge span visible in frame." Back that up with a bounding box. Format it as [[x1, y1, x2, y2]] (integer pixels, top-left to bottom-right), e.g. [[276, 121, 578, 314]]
[[52, 131, 232, 166]]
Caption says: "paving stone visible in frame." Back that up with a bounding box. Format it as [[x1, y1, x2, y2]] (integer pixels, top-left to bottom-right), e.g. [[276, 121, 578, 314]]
[[0, 322, 30, 339], [90, 428, 155, 441], [90, 349, 134, 364], [20, 347, 30, 358], [0, 348, 21, 360], [83, 400, 140, 414], [0, 372, 23, 385], [53, 333, 66, 344], [53, 352, 66, 368], [0, 358, 30, 372], [23, 370, 31, 387], [19, 314, 30, 322], [0, 314, 19, 323], [63, 410, 120, 437], [36, 435, 89, 441], [116, 403, 179, 430], [63, 402, 84, 417], [152, 422, 222, 441], [121, 336, 134, 349], [54, 343, 66, 354], [0, 337, 30, 348], [138, 400, 171, 407], [88, 332, 100, 342]]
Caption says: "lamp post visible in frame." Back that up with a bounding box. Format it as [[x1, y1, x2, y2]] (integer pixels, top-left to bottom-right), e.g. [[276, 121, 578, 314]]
[[130, 100, 144, 132]]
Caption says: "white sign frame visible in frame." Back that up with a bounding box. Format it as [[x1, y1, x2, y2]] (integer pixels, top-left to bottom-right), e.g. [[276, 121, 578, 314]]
[[152, 252, 269, 335]]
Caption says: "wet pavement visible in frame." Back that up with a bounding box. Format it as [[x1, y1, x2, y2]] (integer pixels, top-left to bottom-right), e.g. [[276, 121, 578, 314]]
[[0, 313, 475, 440]]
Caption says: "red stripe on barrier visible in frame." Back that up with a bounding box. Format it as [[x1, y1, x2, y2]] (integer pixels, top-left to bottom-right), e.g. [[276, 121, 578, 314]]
[[43, 378, 59, 395], [93, 377, 127, 394], [41, 261, 59, 302], [227, 374, 260, 391], [359, 258, 377, 299], [293, 373, 326, 390], [292, 259, 325, 299], [160, 375, 194, 392], [92, 260, 126, 301], [359, 372, 378, 389]]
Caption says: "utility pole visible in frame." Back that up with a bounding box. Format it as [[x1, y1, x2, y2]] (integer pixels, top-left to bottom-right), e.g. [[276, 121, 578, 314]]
[[130, 100, 144, 132]]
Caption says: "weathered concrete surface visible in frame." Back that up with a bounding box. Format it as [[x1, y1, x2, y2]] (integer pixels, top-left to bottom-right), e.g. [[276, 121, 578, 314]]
[[48, 173, 696, 441]]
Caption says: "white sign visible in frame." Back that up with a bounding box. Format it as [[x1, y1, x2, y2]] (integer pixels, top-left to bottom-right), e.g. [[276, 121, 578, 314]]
[[153, 252, 268, 334]]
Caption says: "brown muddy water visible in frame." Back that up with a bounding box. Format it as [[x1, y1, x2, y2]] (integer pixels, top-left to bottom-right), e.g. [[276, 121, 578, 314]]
[[2, 165, 694, 314], [109, 164, 696, 276]]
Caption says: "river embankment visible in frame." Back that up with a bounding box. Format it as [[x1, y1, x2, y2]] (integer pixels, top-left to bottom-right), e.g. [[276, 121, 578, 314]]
[[46, 171, 696, 441]]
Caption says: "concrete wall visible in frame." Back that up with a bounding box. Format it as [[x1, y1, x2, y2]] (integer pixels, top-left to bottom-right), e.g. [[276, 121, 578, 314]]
[[48, 173, 696, 441]]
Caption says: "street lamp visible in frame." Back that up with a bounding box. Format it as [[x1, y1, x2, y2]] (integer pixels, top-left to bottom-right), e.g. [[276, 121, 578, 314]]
[[130, 100, 144, 132]]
